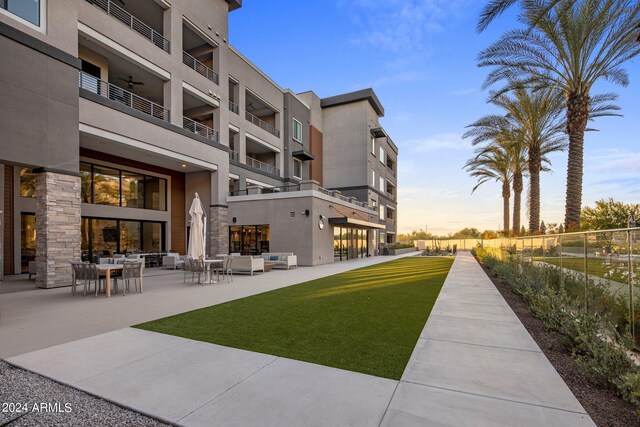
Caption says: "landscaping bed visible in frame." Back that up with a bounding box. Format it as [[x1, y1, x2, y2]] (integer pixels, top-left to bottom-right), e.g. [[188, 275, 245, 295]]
[[475, 254, 640, 427], [136, 257, 454, 380]]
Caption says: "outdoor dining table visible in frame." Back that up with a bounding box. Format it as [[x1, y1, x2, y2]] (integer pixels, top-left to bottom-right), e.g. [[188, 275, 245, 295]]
[[203, 259, 223, 283], [96, 264, 124, 298]]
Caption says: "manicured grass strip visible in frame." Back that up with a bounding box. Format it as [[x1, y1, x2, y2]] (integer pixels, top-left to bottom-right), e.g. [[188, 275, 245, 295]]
[[136, 257, 453, 380]]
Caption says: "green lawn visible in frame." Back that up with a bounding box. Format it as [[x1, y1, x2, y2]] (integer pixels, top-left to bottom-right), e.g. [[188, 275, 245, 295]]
[[135, 257, 453, 380], [535, 257, 630, 283]]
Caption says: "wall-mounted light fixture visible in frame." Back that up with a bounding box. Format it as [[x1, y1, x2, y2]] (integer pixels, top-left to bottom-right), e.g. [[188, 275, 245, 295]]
[[232, 217, 237, 223]]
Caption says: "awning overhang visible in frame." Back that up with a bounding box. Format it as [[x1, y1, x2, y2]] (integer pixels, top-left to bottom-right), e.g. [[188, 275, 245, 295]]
[[370, 127, 387, 138], [329, 217, 385, 230], [292, 150, 315, 161]]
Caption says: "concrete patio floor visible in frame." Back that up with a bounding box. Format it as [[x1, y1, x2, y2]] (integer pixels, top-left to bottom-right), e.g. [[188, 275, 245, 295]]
[[0, 253, 417, 359], [4, 252, 595, 426]]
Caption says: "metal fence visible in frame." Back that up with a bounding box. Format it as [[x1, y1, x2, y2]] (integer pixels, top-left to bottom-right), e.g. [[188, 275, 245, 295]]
[[87, 0, 170, 52], [421, 228, 640, 348], [182, 51, 219, 84], [182, 117, 219, 142], [245, 111, 280, 138], [79, 71, 169, 122]]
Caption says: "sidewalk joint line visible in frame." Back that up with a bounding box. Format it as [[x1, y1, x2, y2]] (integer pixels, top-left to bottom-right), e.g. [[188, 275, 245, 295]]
[[377, 382, 400, 427], [422, 337, 542, 353]]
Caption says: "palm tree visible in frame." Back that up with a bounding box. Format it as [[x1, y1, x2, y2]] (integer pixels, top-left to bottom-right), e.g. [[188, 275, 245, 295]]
[[489, 85, 566, 232], [464, 143, 513, 235], [477, 0, 564, 32], [479, 0, 639, 229], [464, 119, 527, 234]]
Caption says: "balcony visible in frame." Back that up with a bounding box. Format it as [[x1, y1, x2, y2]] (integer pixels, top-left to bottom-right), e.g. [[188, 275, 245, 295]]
[[85, 0, 169, 53], [183, 51, 219, 84], [79, 71, 169, 121], [183, 117, 219, 142], [229, 101, 239, 115], [246, 155, 280, 176], [245, 111, 279, 138]]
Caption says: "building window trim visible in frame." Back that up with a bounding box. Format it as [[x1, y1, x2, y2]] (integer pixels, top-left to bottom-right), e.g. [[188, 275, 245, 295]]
[[292, 118, 302, 143], [293, 158, 302, 180], [0, 0, 45, 32]]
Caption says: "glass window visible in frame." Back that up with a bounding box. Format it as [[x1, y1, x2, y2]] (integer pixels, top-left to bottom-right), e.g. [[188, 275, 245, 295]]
[[142, 222, 163, 252], [371, 169, 375, 187], [20, 213, 36, 273], [380, 146, 385, 164], [293, 119, 302, 142], [293, 159, 302, 179], [229, 226, 242, 253], [380, 177, 385, 192], [81, 218, 90, 261], [120, 221, 141, 253], [121, 172, 145, 209], [19, 168, 36, 198], [93, 165, 120, 206], [371, 137, 375, 155], [379, 205, 385, 221], [145, 176, 167, 211], [80, 162, 92, 203], [92, 219, 118, 257], [1, 0, 40, 26]]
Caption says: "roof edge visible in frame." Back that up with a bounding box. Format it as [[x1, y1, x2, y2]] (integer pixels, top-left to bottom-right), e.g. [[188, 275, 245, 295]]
[[320, 88, 384, 117], [226, 0, 242, 11]]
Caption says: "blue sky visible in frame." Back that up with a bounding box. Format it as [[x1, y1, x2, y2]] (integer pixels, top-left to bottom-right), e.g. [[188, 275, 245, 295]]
[[228, 0, 640, 235]]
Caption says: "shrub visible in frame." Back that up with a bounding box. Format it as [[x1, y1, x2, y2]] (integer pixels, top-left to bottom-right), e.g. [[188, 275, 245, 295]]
[[387, 243, 415, 250], [475, 252, 640, 410]]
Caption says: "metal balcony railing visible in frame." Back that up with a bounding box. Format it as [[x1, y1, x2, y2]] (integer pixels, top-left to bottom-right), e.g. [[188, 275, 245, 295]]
[[245, 111, 280, 138], [182, 51, 219, 84], [246, 155, 280, 176], [182, 117, 219, 142], [86, 0, 170, 53], [229, 150, 239, 161], [79, 71, 169, 122], [229, 101, 239, 114]]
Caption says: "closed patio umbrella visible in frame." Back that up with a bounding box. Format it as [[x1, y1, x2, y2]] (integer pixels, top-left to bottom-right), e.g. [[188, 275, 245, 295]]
[[188, 193, 206, 259]]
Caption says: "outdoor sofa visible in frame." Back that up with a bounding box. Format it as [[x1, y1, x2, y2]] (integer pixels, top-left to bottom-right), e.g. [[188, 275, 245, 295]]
[[261, 253, 298, 270], [229, 256, 264, 275]]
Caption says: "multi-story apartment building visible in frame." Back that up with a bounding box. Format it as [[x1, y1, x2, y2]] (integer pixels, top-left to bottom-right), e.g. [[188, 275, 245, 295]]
[[0, 0, 397, 288]]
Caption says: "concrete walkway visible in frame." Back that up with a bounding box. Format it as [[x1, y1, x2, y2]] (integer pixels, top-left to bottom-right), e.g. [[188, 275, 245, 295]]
[[5, 252, 595, 426]]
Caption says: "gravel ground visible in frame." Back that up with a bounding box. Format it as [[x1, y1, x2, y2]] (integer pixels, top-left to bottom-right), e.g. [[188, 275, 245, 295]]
[[478, 261, 640, 427], [0, 361, 168, 427]]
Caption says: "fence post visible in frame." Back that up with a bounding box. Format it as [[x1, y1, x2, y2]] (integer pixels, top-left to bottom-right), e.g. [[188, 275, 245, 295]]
[[628, 230, 634, 344], [584, 233, 589, 312]]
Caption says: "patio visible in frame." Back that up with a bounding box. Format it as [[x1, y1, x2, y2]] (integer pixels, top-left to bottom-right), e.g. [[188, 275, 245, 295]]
[[0, 253, 418, 359]]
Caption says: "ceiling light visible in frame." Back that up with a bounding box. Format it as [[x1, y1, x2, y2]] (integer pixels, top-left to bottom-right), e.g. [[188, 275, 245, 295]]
[[181, 164, 187, 168]]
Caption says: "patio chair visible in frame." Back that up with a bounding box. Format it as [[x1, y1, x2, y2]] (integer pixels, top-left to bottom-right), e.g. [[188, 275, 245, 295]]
[[183, 258, 193, 284], [213, 256, 233, 283], [116, 261, 143, 294], [83, 264, 107, 297], [71, 262, 89, 296], [191, 259, 207, 285]]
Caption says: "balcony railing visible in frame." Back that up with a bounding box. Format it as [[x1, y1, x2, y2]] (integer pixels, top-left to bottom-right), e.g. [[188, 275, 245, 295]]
[[229, 184, 301, 196], [182, 117, 219, 142], [229, 150, 239, 161], [86, 0, 170, 53], [246, 155, 280, 176], [79, 71, 169, 122], [245, 111, 280, 138], [229, 101, 239, 115], [182, 51, 219, 84]]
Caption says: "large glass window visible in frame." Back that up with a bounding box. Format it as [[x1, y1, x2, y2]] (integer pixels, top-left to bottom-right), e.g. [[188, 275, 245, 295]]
[[379, 177, 385, 192], [293, 119, 302, 142], [19, 168, 36, 198], [20, 213, 36, 273], [228, 225, 270, 255], [1, 0, 40, 26], [379, 146, 385, 164], [93, 165, 120, 206], [333, 227, 368, 261], [379, 205, 385, 220], [121, 172, 145, 209], [79, 161, 166, 211], [80, 162, 92, 203], [81, 217, 165, 261]]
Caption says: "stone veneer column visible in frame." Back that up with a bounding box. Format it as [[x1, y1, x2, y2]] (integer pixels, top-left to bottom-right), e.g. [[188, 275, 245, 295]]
[[210, 206, 229, 256], [35, 171, 81, 288]]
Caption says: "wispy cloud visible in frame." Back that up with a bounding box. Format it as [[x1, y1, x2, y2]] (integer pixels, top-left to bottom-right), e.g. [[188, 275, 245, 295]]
[[409, 132, 468, 153], [343, 0, 472, 55]]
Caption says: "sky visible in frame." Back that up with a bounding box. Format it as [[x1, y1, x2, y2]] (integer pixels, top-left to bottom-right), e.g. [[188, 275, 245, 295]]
[[228, 0, 640, 235]]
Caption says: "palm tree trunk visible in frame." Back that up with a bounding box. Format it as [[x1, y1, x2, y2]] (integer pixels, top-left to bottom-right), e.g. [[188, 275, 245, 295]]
[[565, 93, 589, 230], [529, 147, 541, 233], [512, 172, 522, 235], [502, 181, 511, 234]]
